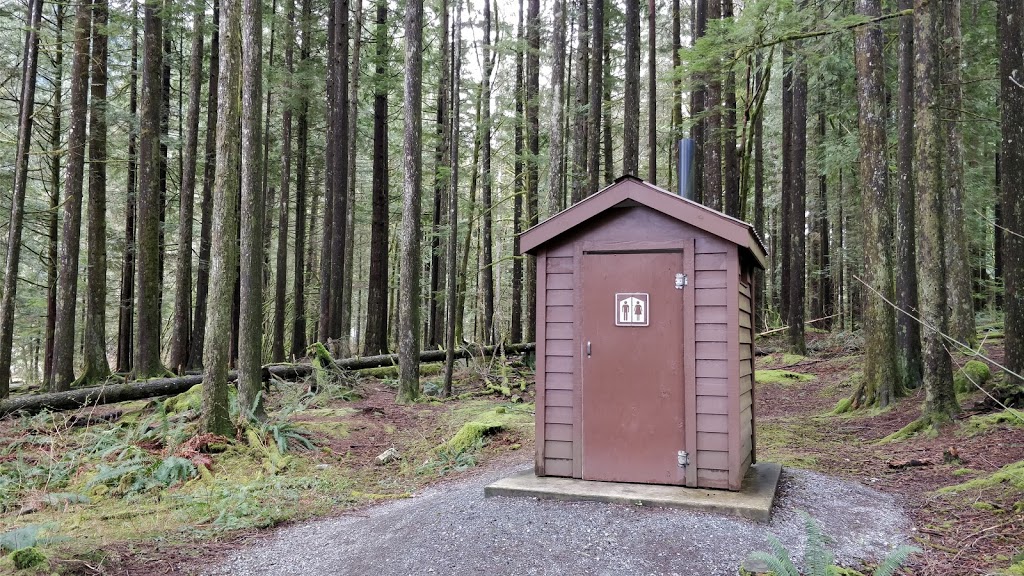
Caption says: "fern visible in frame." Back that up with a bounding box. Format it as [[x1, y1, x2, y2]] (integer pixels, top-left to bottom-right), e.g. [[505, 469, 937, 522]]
[[802, 512, 836, 576], [152, 456, 198, 486], [746, 550, 800, 576], [872, 545, 921, 576], [0, 523, 66, 552]]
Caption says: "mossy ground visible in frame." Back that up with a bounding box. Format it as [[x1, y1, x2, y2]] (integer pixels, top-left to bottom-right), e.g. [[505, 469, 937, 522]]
[[756, 369, 816, 385], [0, 358, 534, 573]]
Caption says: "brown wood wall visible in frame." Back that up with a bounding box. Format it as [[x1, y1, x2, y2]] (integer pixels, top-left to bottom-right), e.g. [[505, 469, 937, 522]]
[[534, 205, 755, 490], [738, 275, 755, 478]]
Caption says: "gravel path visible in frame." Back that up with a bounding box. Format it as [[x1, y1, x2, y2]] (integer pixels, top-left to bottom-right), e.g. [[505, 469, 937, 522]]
[[210, 460, 910, 576]]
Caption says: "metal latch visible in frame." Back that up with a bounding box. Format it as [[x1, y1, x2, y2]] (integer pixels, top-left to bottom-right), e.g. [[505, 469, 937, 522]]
[[677, 450, 690, 468], [675, 273, 687, 290]]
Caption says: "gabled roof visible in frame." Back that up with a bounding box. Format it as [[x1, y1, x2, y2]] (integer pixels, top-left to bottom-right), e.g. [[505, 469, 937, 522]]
[[519, 176, 768, 269]]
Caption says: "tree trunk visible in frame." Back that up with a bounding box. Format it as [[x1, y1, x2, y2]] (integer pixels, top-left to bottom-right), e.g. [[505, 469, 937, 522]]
[[201, 0, 242, 437], [753, 52, 765, 330], [602, 40, 612, 186], [158, 29, 171, 322], [47, 2, 66, 382], [273, 0, 295, 363], [623, 0, 640, 176], [511, 0, 525, 344], [852, 0, 901, 409], [939, 0, 975, 345], [319, 4, 336, 345], [647, 0, 656, 183], [363, 0, 390, 356], [169, 12, 205, 373], [50, 0, 93, 391], [328, 0, 351, 353], [691, 0, 706, 204], [188, 0, 220, 370], [290, 0, 311, 358], [914, 0, 958, 426], [398, 0, 424, 402], [0, 0, 44, 398], [549, 0, 567, 214], [1000, 0, 1024, 384], [787, 21, 808, 356], [480, 0, 495, 344], [721, 0, 738, 217], [702, 0, 722, 211], [570, 0, 589, 205], [586, 0, 603, 197], [428, 0, 449, 348], [342, 0, 362, 354], [443, 0, 463, 396], [83, 0, 111, 384], [780, 46, 792, 321], [238, 0, 265, 421], [134, 0, 165, 379], [895, 0, 922, 389], [525, 0, 540, 343]]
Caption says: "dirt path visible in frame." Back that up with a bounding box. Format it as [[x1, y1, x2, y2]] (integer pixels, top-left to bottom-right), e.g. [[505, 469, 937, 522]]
[[205, 457, 909, 576]]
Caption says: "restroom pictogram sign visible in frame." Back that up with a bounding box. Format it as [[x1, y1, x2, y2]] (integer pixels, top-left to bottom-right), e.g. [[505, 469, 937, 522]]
[[615, 293, 649, 326]]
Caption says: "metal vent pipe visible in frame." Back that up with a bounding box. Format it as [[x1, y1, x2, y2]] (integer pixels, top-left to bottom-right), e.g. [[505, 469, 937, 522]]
[[677, 138, 696, 200]]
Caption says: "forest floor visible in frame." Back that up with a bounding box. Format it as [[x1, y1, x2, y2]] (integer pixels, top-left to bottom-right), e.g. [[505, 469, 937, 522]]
[[0, 324, 1021, 575], [753, 324, 1024, 575]]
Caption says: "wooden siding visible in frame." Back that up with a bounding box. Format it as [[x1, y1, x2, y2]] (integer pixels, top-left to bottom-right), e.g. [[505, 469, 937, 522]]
[[694, 239, 731, 485], [737, 278, 755, 482], [543, 244, 576, 477]]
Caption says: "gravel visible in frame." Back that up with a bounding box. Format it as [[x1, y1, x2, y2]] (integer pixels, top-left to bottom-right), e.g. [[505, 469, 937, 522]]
[[209, 460, 910, 576]]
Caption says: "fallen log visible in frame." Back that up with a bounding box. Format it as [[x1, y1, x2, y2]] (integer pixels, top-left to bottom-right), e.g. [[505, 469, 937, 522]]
[[0, 342, 536, 417]]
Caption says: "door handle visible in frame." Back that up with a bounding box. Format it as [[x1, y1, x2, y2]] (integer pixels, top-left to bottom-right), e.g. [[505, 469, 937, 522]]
[[586, 341, 591, 357]]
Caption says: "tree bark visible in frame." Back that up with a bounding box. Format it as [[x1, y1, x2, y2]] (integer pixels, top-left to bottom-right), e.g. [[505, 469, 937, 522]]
[[702, 0, 722, 211], [722, 0, 738, 217], [852, 0, 901, 409], [647, 0, 656, 183], [753, 52, 765, 329], [363, 0, 390, 356], [443, 1, 464, 396], [895, 0, 922, 389], [428, 0, 449, 348], [1000, 0, 1024, 384], [914, 0, 958, 425], [939, 0, 975, 345], [398, 0, 424, 402], [201, 0, 242, 437], [570, 0, 589, 205], [83, 0, 111, 384], [787, 17, 808, 356], [319, 4, 337, 345], [273, 0, 295, 363], [480, 0, 496, 344], [50, 0, 93, 391], [342, 0, 362, 354], [586, 0, 603, 196], [690, 0, 706, 204], [511, 0, 525, 344], [188, 0, 220, 370], [623, 0, 640, 176], [169, 12, 205, 373], [328, 0, 351, 354], [0, 0, 44, 398], [134, 0, 165, 379], [525, 0, 540, 343], [47, 2, 66, 382], [549, 0, 567, 213], [290, 0, 312, 358]]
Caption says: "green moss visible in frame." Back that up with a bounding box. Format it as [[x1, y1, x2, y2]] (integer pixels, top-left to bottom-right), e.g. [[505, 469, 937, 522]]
[[781, 353, 806, 366], [10, 546, 47, 570], [973, 501, 1003, 512], [960, 410, 1024, 436], [756, 369, 815, 385], [442, 421, 504, 454], [1003, 560, 1024, 575], [878, 418, 932, 444], [952, 467, 978, 477], [165, 384, 236, 415], [358, 362, 443, 379], [955, 360, 992, 394], [938, 461, 1024, 494], [831, 397, 853, 415]]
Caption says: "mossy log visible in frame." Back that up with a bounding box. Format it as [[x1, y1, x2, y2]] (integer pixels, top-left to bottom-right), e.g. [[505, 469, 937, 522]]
[[0, 342, 535, 417]]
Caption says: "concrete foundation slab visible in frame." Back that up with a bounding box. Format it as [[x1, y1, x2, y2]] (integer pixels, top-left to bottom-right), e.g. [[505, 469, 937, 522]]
[[484, 462, 782, 522]]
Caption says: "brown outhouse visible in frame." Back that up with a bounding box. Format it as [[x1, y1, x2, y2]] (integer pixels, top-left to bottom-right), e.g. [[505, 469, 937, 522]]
[[519, 176, 767, 491]]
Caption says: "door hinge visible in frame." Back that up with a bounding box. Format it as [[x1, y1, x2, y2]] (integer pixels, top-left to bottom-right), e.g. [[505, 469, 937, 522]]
[[675, 273, 687, 290], [677, 450, 690, 468]]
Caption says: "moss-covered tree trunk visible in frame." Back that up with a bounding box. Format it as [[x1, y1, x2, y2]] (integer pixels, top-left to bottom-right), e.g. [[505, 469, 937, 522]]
[[913, 0, 958, 426], [201, 0, 241, 437], [852, 0, 901, 408], [1000, 0, 1024, 385]]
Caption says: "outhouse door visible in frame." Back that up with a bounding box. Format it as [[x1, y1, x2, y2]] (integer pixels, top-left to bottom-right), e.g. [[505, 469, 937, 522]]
[[580, 251, 686, 485]]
